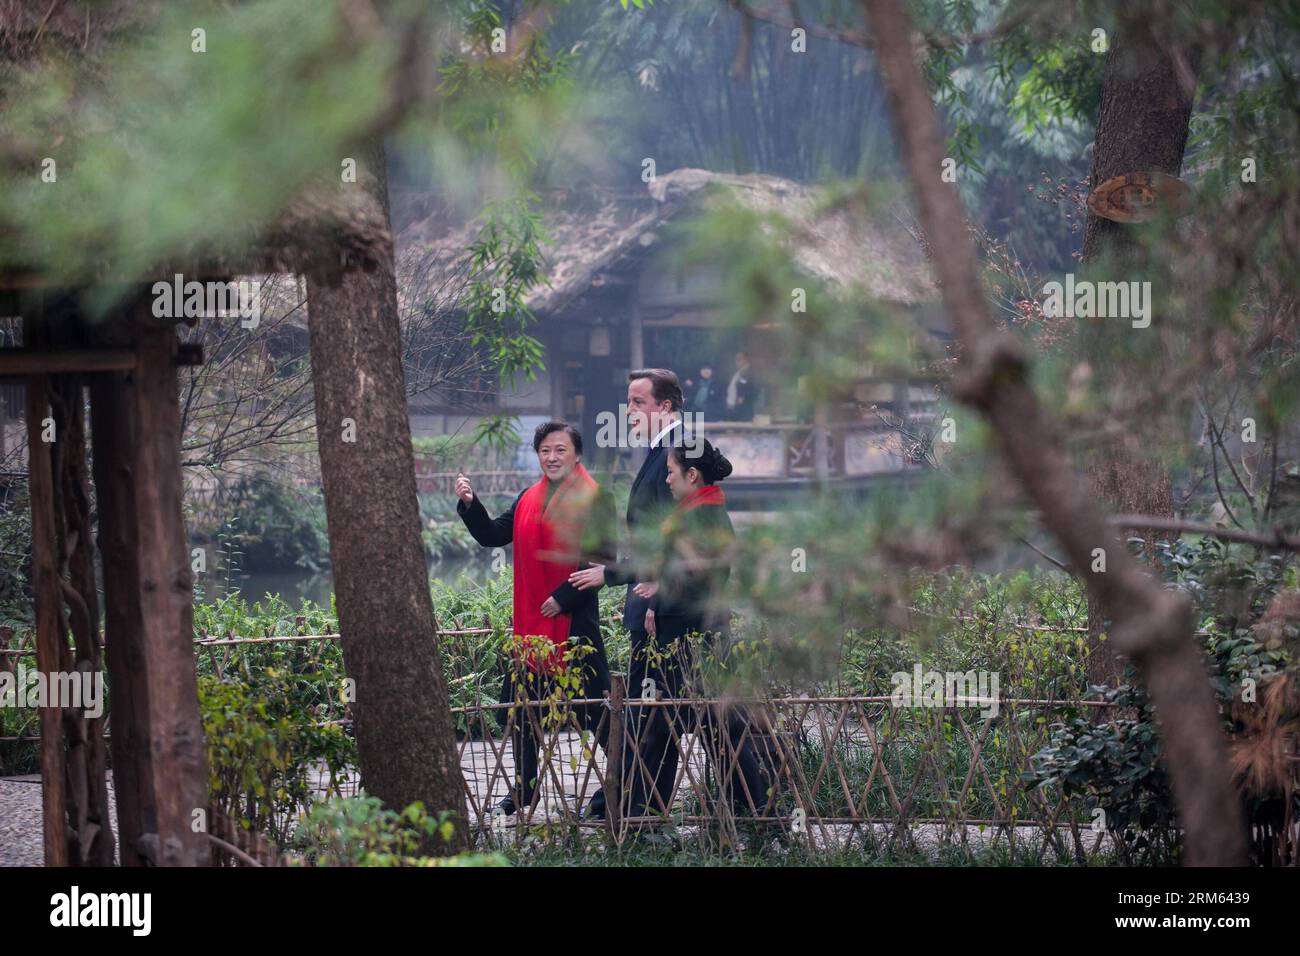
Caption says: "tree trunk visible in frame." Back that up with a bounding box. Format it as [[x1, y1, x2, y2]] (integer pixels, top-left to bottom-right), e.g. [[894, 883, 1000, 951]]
[[1081, 20, 1199, 690], [1081, 22, 1199, 262], [305, 140, 470, 853], [1084, 453, 1176, 687]]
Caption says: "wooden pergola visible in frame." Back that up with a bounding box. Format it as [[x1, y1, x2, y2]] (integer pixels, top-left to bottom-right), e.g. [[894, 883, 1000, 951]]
[[1, 0, 444, 867], [1, 232, 386, 868], [0, 282, 212, 866]]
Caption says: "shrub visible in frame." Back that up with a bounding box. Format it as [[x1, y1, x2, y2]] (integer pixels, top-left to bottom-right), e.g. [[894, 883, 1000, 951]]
[[288, 795, 508, 867], [198, 669, 355, 848]]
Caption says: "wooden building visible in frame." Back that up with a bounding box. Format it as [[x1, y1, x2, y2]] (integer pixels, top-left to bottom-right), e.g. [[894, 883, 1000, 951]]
[[397, 168, 945, 492]]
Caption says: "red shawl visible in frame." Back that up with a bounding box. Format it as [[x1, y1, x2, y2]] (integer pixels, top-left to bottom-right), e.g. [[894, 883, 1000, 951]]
[[511, 463, 598, 675], [675, 484, 725, 513], [661, 484, 726, 535]]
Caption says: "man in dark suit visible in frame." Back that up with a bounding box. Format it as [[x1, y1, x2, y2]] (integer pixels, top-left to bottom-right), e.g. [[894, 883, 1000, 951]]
[[568, 368, 684, 820]]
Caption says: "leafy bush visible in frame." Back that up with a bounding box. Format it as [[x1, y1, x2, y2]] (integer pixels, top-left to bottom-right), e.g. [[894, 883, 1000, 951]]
[[289, 795, 508, 867], [1025, 682, 1178, 864], [1025, 533, 1299, 864], [198, 668, 355, 848], [431, 568, 632, 727], [0, 483, 32, 632], [194, 476, 331, 574]]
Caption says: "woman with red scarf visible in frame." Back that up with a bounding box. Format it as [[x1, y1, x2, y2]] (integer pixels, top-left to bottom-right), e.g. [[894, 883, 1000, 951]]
[[455, 422, 614, 817], [619, 438, 771, 822]]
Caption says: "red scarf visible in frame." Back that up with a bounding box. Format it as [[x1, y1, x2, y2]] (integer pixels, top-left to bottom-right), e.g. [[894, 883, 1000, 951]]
[[675, 484, 725, 513], [511, 463, 598, 675], [661, 484, 726, 537]]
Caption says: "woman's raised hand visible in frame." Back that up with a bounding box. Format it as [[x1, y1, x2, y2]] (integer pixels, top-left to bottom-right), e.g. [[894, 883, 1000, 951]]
[[455, 472, 474, 504]]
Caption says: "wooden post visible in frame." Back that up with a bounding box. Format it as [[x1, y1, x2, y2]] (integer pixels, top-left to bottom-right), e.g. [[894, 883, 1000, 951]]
[[90, 303, 210, 866], [90, 367, 147, 863], [629, 302, 645, 373], [51, 371, 115, 866], [603, 675, 625, 844], [131, 312, 210, 865], [813, 399, 830, 487], [25, 372, 68, 866]]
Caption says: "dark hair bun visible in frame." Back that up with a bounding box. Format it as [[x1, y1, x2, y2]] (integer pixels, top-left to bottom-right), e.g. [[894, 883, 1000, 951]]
[[706, 444, 733, 482], [672, 437, 732, 483]]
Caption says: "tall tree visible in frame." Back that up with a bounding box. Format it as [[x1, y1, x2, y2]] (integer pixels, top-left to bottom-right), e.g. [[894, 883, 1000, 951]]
[[859, 0, 1244, 865], [1080, 18, 1200, 687], [1081, 21, 1199, 263], [306, 140, 469, 852]]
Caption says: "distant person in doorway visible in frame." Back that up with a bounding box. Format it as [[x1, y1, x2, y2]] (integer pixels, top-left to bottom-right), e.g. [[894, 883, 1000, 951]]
[[688, 363, 721, 422], [725, 351, 756, 421]]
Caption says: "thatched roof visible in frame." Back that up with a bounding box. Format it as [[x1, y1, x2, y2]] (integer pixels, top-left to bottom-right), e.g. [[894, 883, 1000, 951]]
[[397, 168, 938, 315]]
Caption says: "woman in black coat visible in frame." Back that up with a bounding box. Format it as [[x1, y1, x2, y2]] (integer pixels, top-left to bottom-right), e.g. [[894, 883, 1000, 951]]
[[455, 422, 615, 816], [621, 439, 770, 819]]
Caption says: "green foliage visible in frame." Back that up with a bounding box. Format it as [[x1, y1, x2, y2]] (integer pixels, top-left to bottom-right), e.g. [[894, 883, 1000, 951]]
[[0, 483, 32, 632], [913, 1, 1101, 270], [1025, 682, 1178, 864], [1025, 534, 1299, 865], [551, 0, 896, 183], [433, 4, 565, 452], [190, 537, 1295, 866], [198, 670, 355, 848], [217, 476, 330, 574], [461, 197, 548, 386], [193, 573, 632, 718], [842, 567, 1090, 698], [439, 1, 575, 165], [0, 0, 434, 309], [431, 568, 632, 723], [290, 795, 508, 866], [195, 591, 338, 644]]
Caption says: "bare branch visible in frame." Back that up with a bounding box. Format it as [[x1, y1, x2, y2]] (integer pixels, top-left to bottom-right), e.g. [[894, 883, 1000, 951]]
[[1108, 514, 1300, 552]]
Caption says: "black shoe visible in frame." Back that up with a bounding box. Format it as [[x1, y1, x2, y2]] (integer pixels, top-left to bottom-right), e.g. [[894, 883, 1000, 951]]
[[495, 796, 518, 816], [582, 798, 606, 820]]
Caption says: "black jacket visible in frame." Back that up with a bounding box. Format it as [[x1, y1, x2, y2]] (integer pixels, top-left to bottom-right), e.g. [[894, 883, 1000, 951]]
[[605, 420, 682, 631], [655, 499, 735, 629], [626, 495, 736, 738], [456, 487, 617, 631]]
